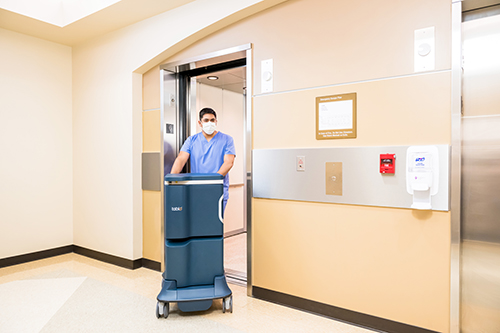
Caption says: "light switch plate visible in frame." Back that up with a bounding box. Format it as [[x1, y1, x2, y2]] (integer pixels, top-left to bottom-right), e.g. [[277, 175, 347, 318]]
[[414, 27, 435, 72], [261, 59, 273, 93], [297, 156, 305, 171]]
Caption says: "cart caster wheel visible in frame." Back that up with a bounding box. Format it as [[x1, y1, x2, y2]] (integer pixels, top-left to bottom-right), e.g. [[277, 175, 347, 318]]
[[223, 296, 233, 314], [156, 302, 169, 318], [163, 302, 169, 319]]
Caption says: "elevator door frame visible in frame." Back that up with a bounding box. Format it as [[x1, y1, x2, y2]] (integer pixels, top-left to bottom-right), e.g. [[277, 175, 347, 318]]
[[160, 44, 253, 296], [450, 2, 462, 333]]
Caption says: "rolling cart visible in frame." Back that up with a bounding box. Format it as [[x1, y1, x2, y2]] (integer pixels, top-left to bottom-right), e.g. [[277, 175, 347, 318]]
[[156, 173, 233, 318]]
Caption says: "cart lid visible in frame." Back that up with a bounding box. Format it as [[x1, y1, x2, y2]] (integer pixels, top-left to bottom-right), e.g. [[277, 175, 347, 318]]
[[164, 173, 224, 182]]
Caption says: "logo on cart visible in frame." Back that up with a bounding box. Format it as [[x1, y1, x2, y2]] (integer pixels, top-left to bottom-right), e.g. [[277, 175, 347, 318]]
[[171, 207, 183, 212]]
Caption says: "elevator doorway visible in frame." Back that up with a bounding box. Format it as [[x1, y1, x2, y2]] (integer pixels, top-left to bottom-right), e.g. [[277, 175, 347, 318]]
[[461, 6, 500, 333], [191, 67, 247, 284], [160, 45, 252, 289]]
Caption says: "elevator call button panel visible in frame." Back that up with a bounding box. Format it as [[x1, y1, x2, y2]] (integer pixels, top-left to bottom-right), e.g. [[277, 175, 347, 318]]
[[380, 154, 396, 174]]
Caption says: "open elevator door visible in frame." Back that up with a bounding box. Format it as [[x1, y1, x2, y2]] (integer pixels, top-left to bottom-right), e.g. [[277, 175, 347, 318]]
[[460, 4, 500, 332], [160, 45, 252, 292]]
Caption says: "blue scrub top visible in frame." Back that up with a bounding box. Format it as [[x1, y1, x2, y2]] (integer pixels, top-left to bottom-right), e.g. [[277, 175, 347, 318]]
[[180, 131, 236, 199]]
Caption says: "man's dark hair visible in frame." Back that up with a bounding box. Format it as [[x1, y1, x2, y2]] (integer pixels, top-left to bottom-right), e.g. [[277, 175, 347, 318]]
[[199, 107, 217, 120]]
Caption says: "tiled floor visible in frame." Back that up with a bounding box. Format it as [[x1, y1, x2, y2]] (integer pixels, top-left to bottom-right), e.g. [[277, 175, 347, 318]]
[[0, 254, 374, 333]]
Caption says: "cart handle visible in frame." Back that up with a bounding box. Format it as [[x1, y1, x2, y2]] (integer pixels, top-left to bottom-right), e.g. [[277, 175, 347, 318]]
[[218, 195, 224, 223]]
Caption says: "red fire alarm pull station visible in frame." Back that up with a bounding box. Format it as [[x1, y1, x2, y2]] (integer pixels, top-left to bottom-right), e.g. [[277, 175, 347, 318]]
[[380, 154, 396, 174]]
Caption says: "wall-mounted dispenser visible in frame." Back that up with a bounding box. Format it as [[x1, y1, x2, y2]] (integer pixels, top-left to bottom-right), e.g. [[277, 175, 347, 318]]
[[406, 145, 439, 210]]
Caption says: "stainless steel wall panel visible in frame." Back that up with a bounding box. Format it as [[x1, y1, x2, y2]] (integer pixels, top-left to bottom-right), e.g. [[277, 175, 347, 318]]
[[253, 145, 450, 211], [462, 116, 500, 242], [142, 152, 161, 191]]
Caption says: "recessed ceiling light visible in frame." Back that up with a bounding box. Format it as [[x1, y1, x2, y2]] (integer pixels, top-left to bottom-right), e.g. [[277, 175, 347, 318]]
[[207, 76, 219, 81]]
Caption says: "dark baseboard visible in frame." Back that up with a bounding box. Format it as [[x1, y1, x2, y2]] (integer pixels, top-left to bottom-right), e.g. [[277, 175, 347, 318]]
[[224, 228, 245, 238], [0, 245, 160, 271], [73, 245, 142, 270], [252, 286, 439, 333], [142, 258, 161, 271], [0, 245, 74, 269]]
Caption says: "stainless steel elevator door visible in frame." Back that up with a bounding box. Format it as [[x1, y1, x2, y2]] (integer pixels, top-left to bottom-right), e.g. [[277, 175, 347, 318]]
[[461, 12, 500, 333]]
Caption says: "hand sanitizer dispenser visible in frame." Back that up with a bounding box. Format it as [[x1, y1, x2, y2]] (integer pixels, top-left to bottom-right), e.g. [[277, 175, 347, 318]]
[[406, 145, 439, 210]]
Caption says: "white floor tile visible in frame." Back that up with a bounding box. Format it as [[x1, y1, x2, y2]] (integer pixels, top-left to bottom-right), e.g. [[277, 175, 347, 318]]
[[0, 277, 86, 333]]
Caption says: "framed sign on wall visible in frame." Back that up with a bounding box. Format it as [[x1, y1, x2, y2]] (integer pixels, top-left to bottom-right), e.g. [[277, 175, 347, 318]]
[[316, 93, 357, 140]]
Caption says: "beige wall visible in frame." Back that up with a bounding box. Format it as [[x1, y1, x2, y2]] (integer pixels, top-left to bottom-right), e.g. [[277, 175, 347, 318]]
[[254, 72, 451, 149], [142, 109, 162, 262], [0, 28, 73, 258], [254, 200, 450, 329], [72, 0, 286, 260], [147, 0, 453, 331], [163, 1, 451, 92]]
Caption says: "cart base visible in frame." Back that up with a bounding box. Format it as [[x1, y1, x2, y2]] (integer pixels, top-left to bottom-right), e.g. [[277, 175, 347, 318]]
[[156, 275, 232, 316]]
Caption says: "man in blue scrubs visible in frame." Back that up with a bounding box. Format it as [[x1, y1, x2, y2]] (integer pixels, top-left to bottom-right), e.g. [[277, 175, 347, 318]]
[[170, 108, 236, 211]]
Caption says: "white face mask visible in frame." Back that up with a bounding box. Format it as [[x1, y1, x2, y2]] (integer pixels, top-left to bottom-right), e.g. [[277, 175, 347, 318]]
[[202, 121, 216, 135]]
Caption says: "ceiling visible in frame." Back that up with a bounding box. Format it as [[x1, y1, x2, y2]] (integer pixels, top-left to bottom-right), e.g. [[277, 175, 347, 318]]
[[197, 66, 246, 94], [0, 0, 196, 46]]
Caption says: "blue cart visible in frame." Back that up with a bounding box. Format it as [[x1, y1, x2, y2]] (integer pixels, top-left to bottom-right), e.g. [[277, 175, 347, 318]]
[[156, 173, 233, 318]]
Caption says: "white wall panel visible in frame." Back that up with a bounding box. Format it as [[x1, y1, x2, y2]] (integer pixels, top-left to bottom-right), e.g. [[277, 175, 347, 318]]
[[0, 28, 73, 258]]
